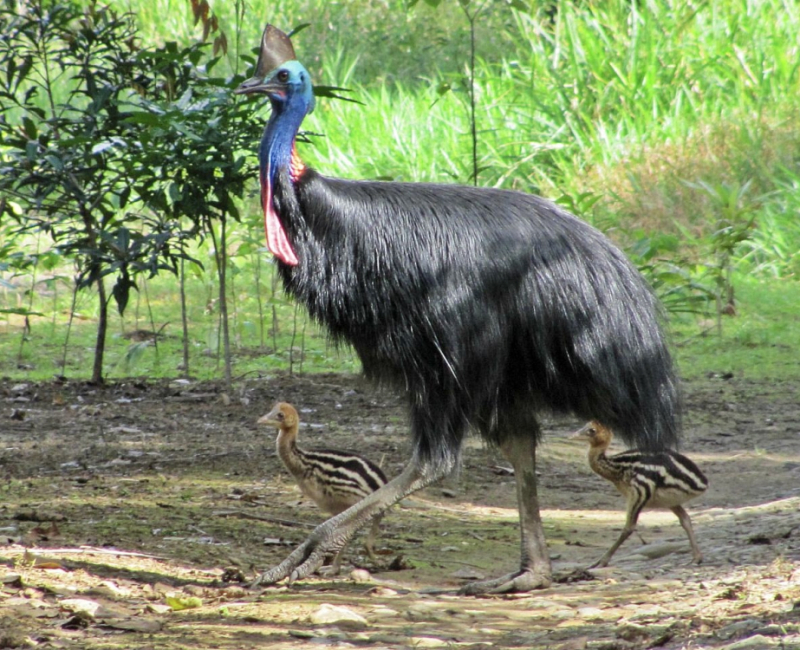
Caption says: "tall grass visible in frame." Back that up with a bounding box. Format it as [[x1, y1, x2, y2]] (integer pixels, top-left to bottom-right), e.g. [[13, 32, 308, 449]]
[[3, 0, 799, 382]]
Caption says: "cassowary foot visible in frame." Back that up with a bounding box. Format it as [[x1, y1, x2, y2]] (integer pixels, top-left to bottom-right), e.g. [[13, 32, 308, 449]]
[[459, 569, 552, 596], [316, 564, 341, 578], [250, 530, 342, 588]]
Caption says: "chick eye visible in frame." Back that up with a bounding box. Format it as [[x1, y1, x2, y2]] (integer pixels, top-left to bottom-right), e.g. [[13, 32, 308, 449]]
[[277, 69, 290, 82]]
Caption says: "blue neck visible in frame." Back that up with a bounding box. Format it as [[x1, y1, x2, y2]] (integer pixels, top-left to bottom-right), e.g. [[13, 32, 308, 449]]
[[259, 99, 308, 185]]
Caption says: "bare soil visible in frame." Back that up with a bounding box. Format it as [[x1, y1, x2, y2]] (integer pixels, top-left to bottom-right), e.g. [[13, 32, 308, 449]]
[[1, 372, 799, 649]]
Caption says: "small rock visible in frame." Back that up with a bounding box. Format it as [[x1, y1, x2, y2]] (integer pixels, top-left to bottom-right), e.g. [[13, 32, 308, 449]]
[[408, 637, 449, 648], [95, 581, 132, 599], [717, 619, 762, 640], [349, 568, 372, 583], [405, 604, 440, 622], [366, 586, 398, 597], [2, 573, 23, 588], [60, 598, 100, 619], [146, 603, 173, 615], [309, 603, 367, 625], [720, 635, 777, 650], [370, 606, 401, 618], [576, 606, 605, 619]]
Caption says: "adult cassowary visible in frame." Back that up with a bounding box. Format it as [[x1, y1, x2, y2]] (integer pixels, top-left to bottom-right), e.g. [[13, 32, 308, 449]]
[[236, 25, 681, 594]]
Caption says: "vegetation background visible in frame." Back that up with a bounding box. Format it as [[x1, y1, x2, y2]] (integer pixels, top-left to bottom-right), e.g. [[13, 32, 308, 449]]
[[1, 0, 799, 384]]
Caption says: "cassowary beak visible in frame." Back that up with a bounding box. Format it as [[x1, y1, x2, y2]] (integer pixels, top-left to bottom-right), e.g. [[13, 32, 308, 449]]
[[234, 76, 275, 96]]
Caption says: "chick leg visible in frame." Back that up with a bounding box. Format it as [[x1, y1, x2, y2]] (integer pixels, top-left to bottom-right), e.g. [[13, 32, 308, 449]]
[[364, 513, 383, 562], [672, 505, 702, 564], [590, 491, 645, 568], [252, 459, 449, 587], [460, 434, 552, 594]]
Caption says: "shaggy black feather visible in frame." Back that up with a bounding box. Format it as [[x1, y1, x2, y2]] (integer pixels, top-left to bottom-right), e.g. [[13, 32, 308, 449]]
[[271, 167, 681, 474]]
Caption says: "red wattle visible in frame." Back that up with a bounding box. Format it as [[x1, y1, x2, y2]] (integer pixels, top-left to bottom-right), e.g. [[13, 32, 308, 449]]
[[261, 169, 299, 267]]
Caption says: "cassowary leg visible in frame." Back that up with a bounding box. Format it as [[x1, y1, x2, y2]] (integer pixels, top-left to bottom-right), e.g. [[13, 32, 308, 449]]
[[251, 460, 447, 587], [461, 434, 552, 595], [671, 505, 703, 564], [318, 512, 383, 576]]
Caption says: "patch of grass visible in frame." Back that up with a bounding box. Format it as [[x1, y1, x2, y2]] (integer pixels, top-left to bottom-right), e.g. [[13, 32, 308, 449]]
[[672, 274, 800, 380], [4, 0, 799, 385], [2, 253, 358, 383]]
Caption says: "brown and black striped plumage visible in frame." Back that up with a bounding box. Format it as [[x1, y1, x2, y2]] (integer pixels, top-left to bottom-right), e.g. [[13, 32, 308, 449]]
[[575, 420, 708, 568], [258, 402, 387, 571]]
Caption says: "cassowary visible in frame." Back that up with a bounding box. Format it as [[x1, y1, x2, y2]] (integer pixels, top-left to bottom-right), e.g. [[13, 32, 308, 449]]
[[235, 25, 681, 594]]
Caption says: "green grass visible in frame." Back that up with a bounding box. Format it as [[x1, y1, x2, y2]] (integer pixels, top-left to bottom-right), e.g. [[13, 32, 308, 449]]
[[2, 252, 359, 383], [2, 0, 799, 383], [671, 274, 800, 380]]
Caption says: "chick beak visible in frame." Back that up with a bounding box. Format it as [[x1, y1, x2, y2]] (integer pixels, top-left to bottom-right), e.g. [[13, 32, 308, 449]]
[[570, 423, 593, 440], [257, 407, 281, 426]]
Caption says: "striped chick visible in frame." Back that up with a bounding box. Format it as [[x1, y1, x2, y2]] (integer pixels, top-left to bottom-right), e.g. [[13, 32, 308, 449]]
[[574, 420, 708, 568], [258, 402, 387, 573]]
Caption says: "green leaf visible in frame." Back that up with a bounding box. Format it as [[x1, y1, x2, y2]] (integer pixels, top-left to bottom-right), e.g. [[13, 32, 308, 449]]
[[44, 154, 63, 171], [166, 596, 203, 611], [21, 117, 37, 139]]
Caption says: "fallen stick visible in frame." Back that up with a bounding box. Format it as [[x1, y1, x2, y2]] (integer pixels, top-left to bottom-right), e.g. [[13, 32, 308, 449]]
[[211, 509, 314, 528], [4, 546, 172, 561]]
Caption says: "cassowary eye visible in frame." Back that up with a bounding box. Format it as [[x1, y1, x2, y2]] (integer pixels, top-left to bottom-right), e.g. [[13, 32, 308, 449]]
[[277, 69, 290, 82]]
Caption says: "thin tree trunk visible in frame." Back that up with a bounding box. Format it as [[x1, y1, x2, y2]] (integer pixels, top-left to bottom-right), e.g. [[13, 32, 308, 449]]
[[288, 301, 299, 376], [17, 232, 42, 367], [179, 256, 190, 376], [207, 215, 232, 391], [60, 274, 80, 377], [92, 275, 108, 384], [254, 252, 265, 349], [143, 278, 160, 373]]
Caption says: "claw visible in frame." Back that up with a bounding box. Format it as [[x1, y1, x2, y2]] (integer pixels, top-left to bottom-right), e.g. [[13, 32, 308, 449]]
[[459, 569, 552, 596]]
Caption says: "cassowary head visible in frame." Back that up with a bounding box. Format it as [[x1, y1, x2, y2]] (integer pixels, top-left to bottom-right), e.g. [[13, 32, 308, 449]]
[[235, 60, 315, 116], [234, 24, 314, 116], [234, 24, 312, 267]]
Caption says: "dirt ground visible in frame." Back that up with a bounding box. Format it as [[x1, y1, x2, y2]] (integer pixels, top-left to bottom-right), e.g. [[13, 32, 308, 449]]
[[1, 371, 799, 649]]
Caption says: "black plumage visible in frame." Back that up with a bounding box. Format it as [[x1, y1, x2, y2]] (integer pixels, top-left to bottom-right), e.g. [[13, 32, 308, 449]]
[[237, 25, 681, 593]]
